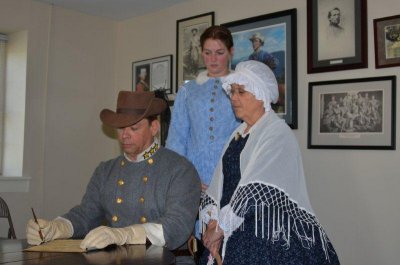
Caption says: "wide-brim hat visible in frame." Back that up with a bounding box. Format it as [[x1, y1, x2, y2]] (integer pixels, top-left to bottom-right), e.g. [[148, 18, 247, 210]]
[[100, 91, 167, 128], [249, 32, 265, 43]]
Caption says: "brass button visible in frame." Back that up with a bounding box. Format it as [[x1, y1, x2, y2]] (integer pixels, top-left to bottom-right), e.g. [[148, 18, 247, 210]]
[[116, 197, 123, 204], [118, 179, 125, 186], [139, 197, 145, 203], [120, 160, 125, 167], [148, 158, 154, 165], [143, 176, 148, 183], [140, 216, 147, 223], [112, 215, 118, 222]]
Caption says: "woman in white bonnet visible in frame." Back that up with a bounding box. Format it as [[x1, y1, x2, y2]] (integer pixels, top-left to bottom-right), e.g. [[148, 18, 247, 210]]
[[200, 60, 340, 265]]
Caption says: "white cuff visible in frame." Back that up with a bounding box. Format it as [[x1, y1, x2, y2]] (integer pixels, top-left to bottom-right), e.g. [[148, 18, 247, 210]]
[[218, 205, 244, 238], [200, 205, 219, 224], [142, 223, 165, 247], [55, 216, 74, 236]]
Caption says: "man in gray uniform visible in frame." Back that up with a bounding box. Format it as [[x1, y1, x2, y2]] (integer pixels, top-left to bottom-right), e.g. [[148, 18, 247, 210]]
[[26, 91, 201, 256]]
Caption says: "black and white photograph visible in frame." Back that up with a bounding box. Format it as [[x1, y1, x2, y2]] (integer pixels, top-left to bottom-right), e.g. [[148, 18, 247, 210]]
[[151, 60, 170, 91], [307, 0, 367, 73], [308, 76, 396, 149], [319, 90, 383, 133], [182, 25, 207, 80], [176, 12, 214, 89], [317, 0, 355, 61]]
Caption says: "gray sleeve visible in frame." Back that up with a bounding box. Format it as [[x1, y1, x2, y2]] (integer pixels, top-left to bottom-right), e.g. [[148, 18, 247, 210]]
[[158, 157, 201, 250], [62, 162, 108, 238]]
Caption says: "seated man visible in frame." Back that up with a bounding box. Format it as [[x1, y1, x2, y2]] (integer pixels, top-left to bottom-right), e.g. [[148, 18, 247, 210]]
[[26, 91, 201, 255]]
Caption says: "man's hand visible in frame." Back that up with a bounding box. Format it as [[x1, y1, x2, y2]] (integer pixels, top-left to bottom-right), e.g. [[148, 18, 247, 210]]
[[80, 225, 146, 250], [26, 218, 73, 245], [202, 220, 224, 257]]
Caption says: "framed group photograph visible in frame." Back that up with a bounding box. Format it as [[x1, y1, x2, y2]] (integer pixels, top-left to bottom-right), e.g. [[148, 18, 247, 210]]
[[374, 14, 400, 68], [307, 0, 368, 73], [176, 12, 214, 90], [308, 76, 396, 150], [132, 55, 173, 94], [222, 9, 298, 129]]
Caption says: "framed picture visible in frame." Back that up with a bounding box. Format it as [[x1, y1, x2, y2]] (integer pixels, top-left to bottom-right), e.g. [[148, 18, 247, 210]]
[[374, 14, 400, 68], [222, 9, 298, 129], [307, 0, 368, 73], [132, 55, 173, 94], [308, 76, 396, 150], [176, 12, 214, 90]]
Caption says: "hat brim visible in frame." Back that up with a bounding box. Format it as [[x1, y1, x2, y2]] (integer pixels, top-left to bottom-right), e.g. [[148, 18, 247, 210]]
[[100, 98, 166, 128]]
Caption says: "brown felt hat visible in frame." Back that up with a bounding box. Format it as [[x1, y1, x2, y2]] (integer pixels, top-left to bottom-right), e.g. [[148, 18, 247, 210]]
[[100, 91, 167, 128]]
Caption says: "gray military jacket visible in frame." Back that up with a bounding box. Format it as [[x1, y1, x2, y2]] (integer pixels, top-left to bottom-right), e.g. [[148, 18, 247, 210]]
[[63, 146, 201, 250]]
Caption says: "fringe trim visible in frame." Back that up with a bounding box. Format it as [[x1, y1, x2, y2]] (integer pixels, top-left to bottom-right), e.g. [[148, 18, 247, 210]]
[[200, 183, 334, 263]]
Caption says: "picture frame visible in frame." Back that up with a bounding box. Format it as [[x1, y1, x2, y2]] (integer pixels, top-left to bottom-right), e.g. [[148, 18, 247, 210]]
[[374, 14, 400, 68], [132, 55, 173, 94], [176, 12, 214, 91], [307, 0, 368, 73], [308, 76, 396, 150], [222, 9, 298, 129]]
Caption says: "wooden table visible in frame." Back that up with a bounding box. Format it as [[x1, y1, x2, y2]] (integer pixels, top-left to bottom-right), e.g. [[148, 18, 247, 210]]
[[0, 239, 175, 265]]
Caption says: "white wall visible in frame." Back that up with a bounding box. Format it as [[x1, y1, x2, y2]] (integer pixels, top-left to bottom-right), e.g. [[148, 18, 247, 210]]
[[0, 0, 117, 241], [0, 0, 399, 264], [115, 1, 400, 265]]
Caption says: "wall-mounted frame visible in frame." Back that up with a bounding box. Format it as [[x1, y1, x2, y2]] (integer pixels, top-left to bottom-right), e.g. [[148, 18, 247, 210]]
[[132, 55, 173, 94], [308, 76, 396, 150], [307, 0, 368, 73], [176, 12, 214, 91], [374, 14, 400, 68], [222, 9, 297, 129]]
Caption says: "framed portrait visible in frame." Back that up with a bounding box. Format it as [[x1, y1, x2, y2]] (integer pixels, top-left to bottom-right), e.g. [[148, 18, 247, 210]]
[[374, 14, 400, 68], [308, 76, 396, 150], [307, 0, 368, 73], [176, 12, 214, 90], [222, 9, 298, 129], [132, 55, 173, 94]]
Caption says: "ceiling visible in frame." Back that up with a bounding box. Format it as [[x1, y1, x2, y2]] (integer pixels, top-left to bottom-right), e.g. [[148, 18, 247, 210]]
[[34, 0, 192, 21]]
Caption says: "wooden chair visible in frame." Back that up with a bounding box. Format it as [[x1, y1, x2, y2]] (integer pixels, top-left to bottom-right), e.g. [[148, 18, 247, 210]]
[[0, 196, 17, 239]]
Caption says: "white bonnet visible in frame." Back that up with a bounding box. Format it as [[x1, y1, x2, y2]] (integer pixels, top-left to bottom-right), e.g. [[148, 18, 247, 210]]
[[222, 60, 279, 112]]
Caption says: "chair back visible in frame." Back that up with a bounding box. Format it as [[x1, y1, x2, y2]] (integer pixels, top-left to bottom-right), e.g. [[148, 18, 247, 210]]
[[0, 197, 17, 239]]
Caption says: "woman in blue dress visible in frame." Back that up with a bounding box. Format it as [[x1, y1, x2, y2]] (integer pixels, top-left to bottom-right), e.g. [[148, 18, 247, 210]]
[[200, 60, 340, 265], [166, 25, 240, 191]]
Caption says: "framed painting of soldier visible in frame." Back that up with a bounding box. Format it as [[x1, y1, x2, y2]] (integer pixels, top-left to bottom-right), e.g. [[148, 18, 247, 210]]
[[222, 9, 298, 129]]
